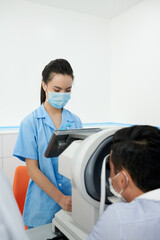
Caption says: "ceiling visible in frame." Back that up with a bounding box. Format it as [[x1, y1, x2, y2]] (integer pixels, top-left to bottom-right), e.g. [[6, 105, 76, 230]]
[[27, 0, 144, 19]]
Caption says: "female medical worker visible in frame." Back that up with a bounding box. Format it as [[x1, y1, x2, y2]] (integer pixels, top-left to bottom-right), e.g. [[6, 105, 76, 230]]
[[13, 59, 82, 228]]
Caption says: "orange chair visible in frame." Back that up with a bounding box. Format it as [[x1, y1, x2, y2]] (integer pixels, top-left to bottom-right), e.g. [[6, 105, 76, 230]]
[[13, 166, 30, 229]]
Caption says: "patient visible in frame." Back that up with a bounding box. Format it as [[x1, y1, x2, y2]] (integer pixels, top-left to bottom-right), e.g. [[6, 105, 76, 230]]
[[0, 169, 28, 240], [88, 125, 160, 240]]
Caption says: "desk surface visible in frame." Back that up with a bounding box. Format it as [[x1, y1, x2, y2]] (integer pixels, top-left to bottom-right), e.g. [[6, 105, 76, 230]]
[[26, 223, 56, 240]]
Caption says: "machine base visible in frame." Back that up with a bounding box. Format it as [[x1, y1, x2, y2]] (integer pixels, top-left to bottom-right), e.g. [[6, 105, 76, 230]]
[[52, 210, 89, 240]]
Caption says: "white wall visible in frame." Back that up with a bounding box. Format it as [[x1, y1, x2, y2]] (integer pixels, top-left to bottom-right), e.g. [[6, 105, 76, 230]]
[[0, 0, 110, 127], [0, 131, 25, 185], [110, 0, 160, 125], [1, 0, 159, 128]]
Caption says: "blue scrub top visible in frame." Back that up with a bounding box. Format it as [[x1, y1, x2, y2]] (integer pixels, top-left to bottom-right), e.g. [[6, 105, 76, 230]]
[[13, 104, 82, 227]]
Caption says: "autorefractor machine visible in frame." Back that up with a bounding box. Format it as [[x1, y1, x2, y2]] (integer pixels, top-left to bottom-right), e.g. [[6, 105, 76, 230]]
[[45, 127, 122, 239]]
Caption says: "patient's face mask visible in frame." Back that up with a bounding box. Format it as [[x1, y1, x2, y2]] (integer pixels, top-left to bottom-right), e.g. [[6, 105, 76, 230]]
[[47, 92, 71, 109], [109, 171, 128, 198]]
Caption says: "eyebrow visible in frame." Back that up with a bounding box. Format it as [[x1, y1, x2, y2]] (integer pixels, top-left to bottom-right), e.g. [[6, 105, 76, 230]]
[[54, 86, 72, 90]]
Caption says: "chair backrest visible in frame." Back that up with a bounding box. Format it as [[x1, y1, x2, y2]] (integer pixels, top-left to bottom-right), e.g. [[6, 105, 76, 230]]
[[13, 166, 29, 215]]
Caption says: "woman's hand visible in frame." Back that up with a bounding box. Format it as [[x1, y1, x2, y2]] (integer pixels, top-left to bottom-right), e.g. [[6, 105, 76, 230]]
[[59, 195, 72, 212], [25, 159, 72, 212]]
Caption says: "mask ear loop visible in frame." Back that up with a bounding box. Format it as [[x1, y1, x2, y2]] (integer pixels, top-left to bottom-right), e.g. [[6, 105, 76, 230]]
[[121, 171, 129, 189], [44, 84, 49, 101], [117, 171, 129, 195], [99, 154, 110, 216]]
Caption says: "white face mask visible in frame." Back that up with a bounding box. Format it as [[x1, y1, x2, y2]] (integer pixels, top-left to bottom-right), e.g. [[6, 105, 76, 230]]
[[108, 171, 128, 199]]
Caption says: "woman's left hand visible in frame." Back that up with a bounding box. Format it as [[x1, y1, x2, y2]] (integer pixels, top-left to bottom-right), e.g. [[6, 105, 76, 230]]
[[59, 195, 72, 212]]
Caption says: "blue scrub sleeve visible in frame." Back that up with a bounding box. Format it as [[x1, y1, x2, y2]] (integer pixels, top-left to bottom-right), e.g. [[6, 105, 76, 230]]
[[13, 116, 38, 162], [75, 115, 83, 129]]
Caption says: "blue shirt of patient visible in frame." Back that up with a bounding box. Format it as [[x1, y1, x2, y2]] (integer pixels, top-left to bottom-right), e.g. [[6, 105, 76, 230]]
[[13, 104, 82, 227]]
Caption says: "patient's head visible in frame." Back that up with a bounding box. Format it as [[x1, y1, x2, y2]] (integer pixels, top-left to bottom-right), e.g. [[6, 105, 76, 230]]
[[111, 125, 160, 195]]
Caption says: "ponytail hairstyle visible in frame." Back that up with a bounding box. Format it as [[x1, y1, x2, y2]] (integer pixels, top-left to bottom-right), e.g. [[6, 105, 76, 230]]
[[40, 59, 74, 104]]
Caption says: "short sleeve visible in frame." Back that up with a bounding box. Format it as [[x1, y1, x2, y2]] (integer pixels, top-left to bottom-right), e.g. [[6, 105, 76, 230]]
[[13, 114, 38, 162], [75, 115, 83, 129], [71, 113, 82, 129], [87, 205, 121, 240]]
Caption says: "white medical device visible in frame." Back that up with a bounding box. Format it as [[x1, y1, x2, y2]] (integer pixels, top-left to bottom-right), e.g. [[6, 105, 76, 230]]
[[45, 127, 121, 239]]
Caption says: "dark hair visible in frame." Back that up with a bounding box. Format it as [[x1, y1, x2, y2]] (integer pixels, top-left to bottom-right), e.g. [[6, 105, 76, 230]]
[[41, 59, 74, 104], [111, 125, 160, 192]]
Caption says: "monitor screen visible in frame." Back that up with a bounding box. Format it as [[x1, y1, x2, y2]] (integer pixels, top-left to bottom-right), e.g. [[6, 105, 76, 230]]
[[44, 128, 102, 158]]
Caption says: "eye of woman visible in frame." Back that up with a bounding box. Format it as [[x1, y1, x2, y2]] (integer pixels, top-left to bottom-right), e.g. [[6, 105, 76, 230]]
[[66, 89, 71, 93], [54, 89, 60, 92]]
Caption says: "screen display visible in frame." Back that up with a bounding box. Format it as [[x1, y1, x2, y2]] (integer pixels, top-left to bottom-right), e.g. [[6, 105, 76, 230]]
[[44, 128, 102, 158]]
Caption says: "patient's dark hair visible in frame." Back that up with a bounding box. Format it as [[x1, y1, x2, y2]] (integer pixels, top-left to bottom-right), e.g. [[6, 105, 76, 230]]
[[111, 125, 160, 192], [41, 59, 74, 104]]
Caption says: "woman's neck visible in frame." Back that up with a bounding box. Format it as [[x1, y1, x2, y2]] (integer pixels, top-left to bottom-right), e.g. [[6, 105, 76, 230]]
[[43, 101, 62, 115], [43, 101, 62, 130]]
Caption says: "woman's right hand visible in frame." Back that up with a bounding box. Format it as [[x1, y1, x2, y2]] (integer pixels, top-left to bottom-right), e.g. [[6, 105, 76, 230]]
[[59, 195, 72, 212]]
